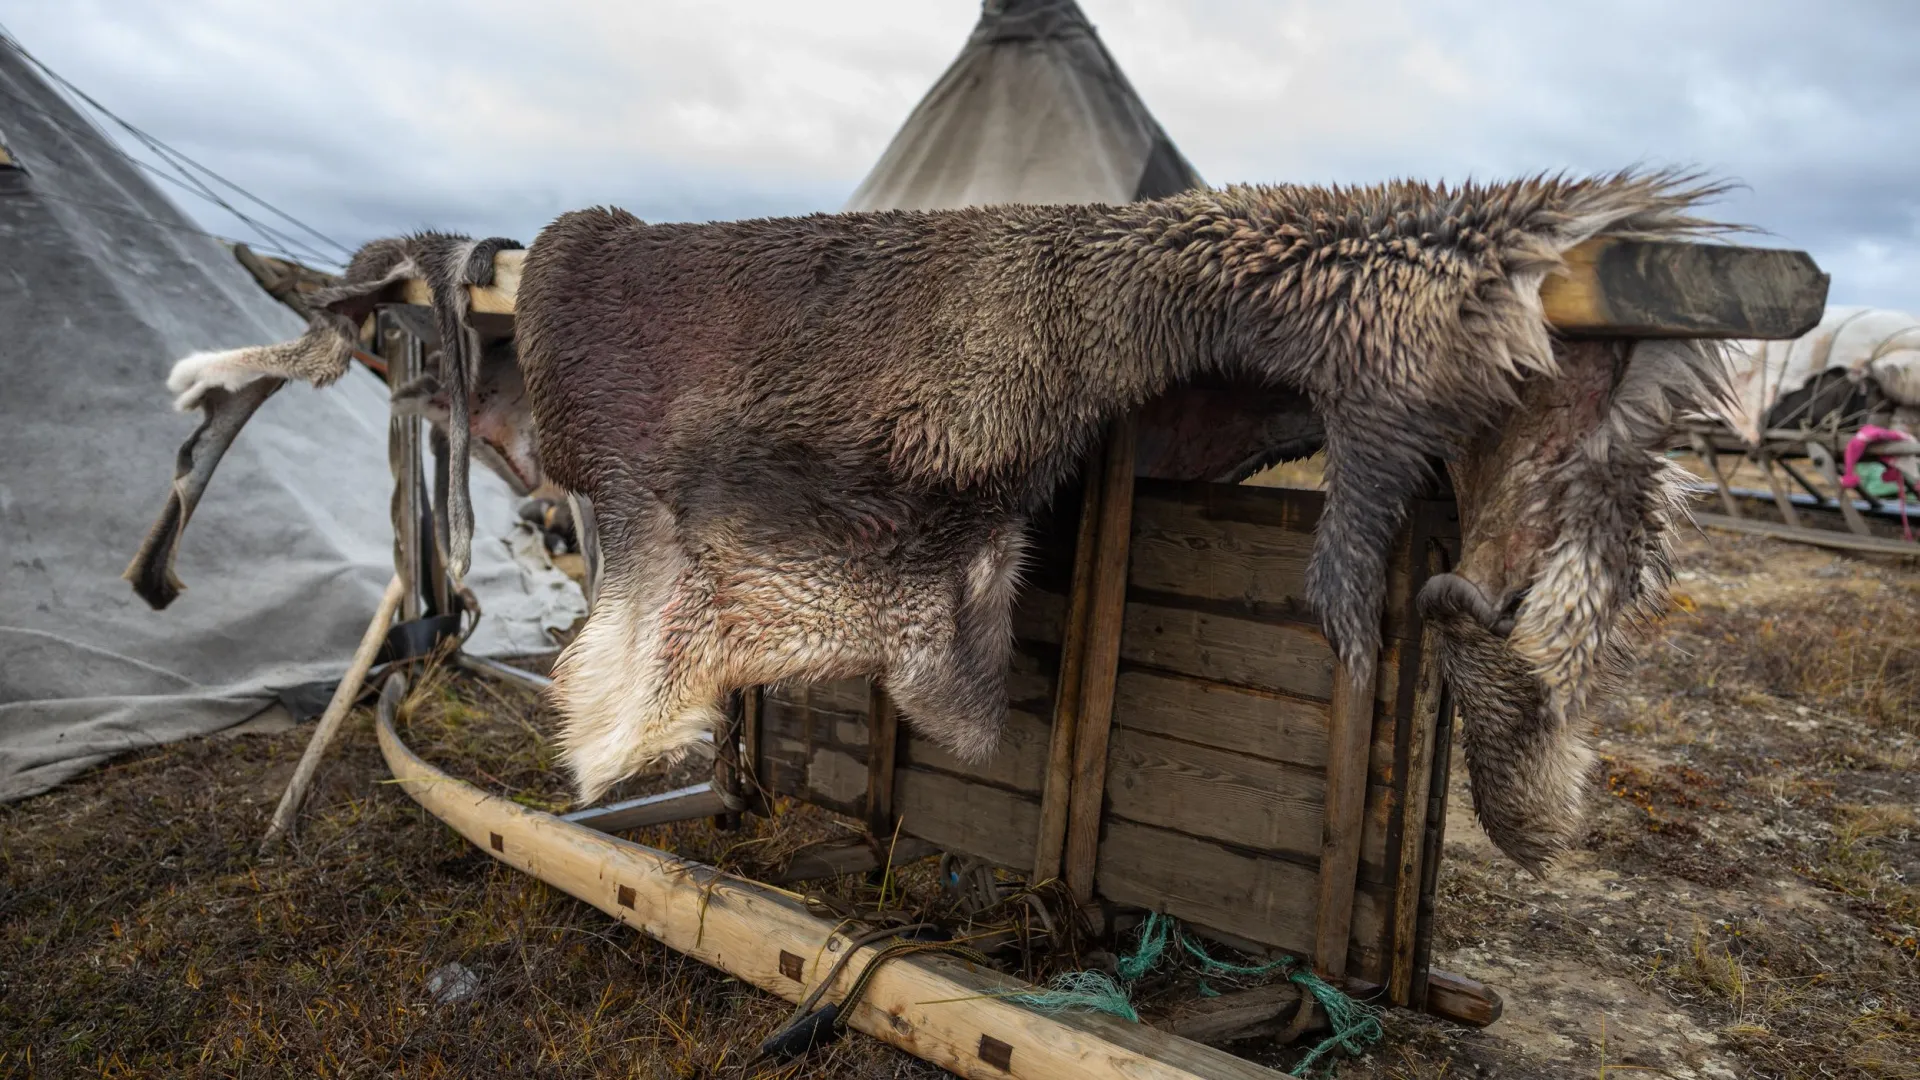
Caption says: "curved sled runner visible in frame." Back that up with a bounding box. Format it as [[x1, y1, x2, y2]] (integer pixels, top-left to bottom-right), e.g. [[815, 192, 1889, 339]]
[[375, 672, 1282, 1080]]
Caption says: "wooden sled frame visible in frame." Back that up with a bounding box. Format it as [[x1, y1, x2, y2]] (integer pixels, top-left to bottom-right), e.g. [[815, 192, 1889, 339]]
[[375, 675, 1286, 1080], [1683, 418, 1920, 555], [360, 230, 1827, 1073]]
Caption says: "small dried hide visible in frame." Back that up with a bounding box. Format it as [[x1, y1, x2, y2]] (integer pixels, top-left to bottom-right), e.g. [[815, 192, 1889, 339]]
[[128, 233, 530, 609]]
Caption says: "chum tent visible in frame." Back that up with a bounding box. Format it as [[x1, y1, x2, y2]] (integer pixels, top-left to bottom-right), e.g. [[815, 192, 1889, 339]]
[[845, 0, 1200, 212], [0, 41, 582, 802]]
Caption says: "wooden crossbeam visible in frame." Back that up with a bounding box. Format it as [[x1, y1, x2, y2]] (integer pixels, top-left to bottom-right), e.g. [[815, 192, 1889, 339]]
[[1542, 238, 1825, 339], [402, 237, 1826, 340]]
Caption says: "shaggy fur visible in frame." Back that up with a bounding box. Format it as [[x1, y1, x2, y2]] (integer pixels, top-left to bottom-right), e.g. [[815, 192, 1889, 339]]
[[512, 169, 1734, 817], [1420, 338, 1727, 870]]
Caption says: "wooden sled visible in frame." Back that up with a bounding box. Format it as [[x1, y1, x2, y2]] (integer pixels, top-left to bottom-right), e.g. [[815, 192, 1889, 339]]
[[379, 674, 1296, 1080], [358, 231, 1827, 1075]]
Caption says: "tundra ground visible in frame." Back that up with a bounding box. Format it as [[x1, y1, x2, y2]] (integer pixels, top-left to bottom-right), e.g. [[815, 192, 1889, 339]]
[[3, 524, 1916, 1079]]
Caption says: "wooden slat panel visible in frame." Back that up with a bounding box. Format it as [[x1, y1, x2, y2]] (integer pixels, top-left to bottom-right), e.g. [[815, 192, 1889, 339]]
[[1095, 820, 1322, 958], [1113, 671, 1329, 766], [1015, 589, 1398, 708], [896, 769, 1042, 872], [761, 650, 1408, 793], [1111, 670, 1401, 786], [1128, 488, 1417, 641], [903, 707, 1053, 794], [1103, 729, 1393, 881]]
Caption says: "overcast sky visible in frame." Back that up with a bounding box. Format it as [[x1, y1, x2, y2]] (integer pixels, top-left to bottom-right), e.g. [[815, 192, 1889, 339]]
[[4, 0, 1915, 311]]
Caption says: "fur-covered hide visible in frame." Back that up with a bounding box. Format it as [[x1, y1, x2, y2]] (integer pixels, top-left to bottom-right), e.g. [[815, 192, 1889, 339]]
[[512, 168, 1735, 878]]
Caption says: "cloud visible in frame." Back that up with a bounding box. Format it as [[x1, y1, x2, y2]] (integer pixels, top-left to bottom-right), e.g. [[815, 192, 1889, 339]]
[[5, 0, 1915, 309]]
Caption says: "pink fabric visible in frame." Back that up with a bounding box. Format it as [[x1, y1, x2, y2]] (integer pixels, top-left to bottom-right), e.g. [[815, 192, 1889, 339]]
[[1840, 425, 1917, 541]]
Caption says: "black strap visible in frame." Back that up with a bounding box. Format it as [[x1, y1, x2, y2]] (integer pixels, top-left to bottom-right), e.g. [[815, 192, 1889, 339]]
[[374, 614, 464, 667]]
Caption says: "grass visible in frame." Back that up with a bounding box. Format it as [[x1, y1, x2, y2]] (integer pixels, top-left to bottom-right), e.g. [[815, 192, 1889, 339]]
[[1, 659, 1306, 1079], [0, 661, 956, 1079]]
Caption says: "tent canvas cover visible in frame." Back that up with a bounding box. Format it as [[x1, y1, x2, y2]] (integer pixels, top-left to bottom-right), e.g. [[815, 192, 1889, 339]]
[[845, 0, 1199, 213], [0, 41, 583, 802]]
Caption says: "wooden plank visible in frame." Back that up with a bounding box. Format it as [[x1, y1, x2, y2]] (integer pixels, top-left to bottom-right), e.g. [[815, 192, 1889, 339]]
[[1096, 819, 1321, 958], [416, 239, 1828, 340], [713, 691, 744, 830], [1409, 681, 1457, 1011], [1066, 417, 1139, 904], [1693, 511, 1920, 555], [1386, 627, 1445, 1005], [903, 705, 1054, 795], [1015, 589, 1399, 709], [866, 683, 899, 837], [1805, 442, 1874, 537], [377, 683, 1285, 1080], [1313, 662, 1377, 980], [1109, 669, 1406, 786], [259, 575, 406, 851], [740, 686, 768, 816], [1128, 488, 1417, 641], [560, 783, 730, 834], [1424, 970, 1503, 1028], [1102, 730, 1393, 880], [1539, 237, 1827, 339], [897, 768, 1042, 872], [1033, 476, 1105, 882], [768, 677, 870, 716], [1150, 983, 1304, 1046], [764, 667, 1054, 797], [398, 252, 522, 315], [1757, 452, 1803, 529]]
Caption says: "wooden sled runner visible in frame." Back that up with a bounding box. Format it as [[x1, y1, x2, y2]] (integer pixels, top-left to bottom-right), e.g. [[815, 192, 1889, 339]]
[[379, 675, 1287, 1080]]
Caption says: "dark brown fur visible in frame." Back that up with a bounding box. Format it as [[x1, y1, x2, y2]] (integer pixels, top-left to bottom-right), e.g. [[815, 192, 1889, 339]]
[[512, 170, 1733, 829]]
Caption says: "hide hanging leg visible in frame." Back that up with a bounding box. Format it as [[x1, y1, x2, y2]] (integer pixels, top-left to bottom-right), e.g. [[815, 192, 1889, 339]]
[[1305, 410, 1446, 681], [420, 235, 522, 587], [1435, 616, 1592, 875], [124, 378, 286, 610]]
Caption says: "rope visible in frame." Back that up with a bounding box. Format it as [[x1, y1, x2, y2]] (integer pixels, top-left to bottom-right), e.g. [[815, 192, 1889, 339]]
[[1009, 912, 1383, 1076], [1287, 970, 1385, 1077], [755, 927, 990, 1064]]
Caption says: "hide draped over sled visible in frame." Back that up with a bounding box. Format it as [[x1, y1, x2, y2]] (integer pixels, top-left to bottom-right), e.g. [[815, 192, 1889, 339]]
[[364, 224, 1824, 1078]]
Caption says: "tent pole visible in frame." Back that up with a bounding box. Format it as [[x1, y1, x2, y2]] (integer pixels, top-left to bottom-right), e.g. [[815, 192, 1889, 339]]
[[259, 574, 406, 852]]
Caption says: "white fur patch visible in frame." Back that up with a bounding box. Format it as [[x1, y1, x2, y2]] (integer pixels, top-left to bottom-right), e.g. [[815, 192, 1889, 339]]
[[550, 539, 719, 804], [166, 347, 275, 411]]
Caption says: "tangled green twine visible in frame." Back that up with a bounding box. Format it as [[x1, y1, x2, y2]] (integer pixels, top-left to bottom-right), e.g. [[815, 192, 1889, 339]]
[[1009, 911, 1383, 1077], [1006, 970, 1141, 1022]]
